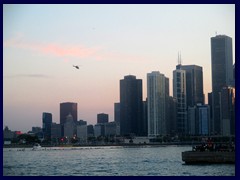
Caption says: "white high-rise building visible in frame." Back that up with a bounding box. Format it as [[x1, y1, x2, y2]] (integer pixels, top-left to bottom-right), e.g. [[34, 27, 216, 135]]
[[147, 71, 169, 137], [173, 65, 187, 135]]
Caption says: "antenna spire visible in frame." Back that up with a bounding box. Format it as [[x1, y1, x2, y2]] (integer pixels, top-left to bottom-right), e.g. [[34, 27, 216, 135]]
[[177, 51, 182, 65], [180, 51, 182, 65]]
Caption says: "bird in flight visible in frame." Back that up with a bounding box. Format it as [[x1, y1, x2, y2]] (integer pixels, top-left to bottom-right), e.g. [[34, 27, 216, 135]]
[[73, 65, 80, 69]]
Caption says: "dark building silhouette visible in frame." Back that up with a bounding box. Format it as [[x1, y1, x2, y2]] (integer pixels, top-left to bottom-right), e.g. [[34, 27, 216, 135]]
[[219, 86, 235, 135], [97, 113, 109, 124], [77, 120, 87, 126], [114, 102, 120, 124], [120, 75, 143, 136], [142, 99, 148, 136], [179, 65, 204, 106], [208, 92, 213, 133], [173, 64, 187, 135], [51, 123, 61, 142], [232, 64, 235, 87], [87, 125, 94, 137], [60, 102, 77, 125], [211, 35, 233, 135], [168, 96, 177, 135], [42, 112, 52, 140]]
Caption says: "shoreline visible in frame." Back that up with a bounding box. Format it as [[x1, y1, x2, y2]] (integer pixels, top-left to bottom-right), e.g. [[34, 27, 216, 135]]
[[3, 142, 200, 148]]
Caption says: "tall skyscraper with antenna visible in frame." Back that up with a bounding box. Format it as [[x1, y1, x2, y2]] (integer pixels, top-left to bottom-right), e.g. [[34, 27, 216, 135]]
[[211, 35, 233, 135], [173, 54, 188, 135]]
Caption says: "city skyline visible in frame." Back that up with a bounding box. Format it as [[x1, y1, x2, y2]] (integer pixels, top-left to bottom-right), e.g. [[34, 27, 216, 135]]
[[3, 4, 235, 132]]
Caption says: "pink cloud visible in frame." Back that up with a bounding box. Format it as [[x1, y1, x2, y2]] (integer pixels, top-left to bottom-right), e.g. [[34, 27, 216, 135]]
[[4, 36, 147, 62], [4, 37, 103, 60]]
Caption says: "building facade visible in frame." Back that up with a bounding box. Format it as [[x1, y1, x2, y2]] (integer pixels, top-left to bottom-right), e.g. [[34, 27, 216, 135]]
[[187, 104, 210, 135], [211, 35, 233, 135], [179, 65, 204, 106], [77, 125, 88, 143], [219, 86, 235, 136], [97, 113, 109, 124], [120, 75, 143, 136], [173, 66, 187, 135], [51, 122, 61, 142], [60, 102, 77, 125], [114, 102, 120, 124], [42, 112, 52, 140], [147, 71, 169, 137], [64, 114, 75, 139]]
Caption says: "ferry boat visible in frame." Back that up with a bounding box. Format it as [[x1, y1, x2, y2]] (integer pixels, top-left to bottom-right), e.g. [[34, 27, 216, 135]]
[[182, 143, 235, 164], [32, 143, 42, 150]]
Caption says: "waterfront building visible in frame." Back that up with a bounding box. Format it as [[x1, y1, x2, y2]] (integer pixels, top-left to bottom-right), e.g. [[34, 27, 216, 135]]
[[114, 102, 120, 123], [87, 125, 94, 137], [173, 63, 187, 135], [211, 35, 233, 135], [120, 75, 144, 136], [104, 121, 120, 136], [3, 126, 14, 140], [168, 96, 177, 135], [32, 127, 42, 133], [77, 125, 88, 143], [51, 122, 61, 142], [147, 71, 169, 137], [42, 112, 52, 140], [60, 102, 77, 125], [179, 65, 204, 106], [142, 99, 148, 136], [76, 120, 87, 126], [94, 124, 105, 137], [188, 107, 196, 135], [197, 104, 210, 135], [64, 114, 75, 140], [219, 86, 235, 136], [187, 104, 210, 135], [97, 113, 109, 124]]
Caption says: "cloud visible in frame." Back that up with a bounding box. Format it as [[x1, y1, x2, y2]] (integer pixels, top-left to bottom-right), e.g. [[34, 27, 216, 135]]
[[3, 35, 147, 63], [3, 36, 104, 61], [4, 74, 52, 78]]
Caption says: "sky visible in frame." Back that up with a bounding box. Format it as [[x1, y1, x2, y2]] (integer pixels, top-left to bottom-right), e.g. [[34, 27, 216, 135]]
[[3, 4, 235, 133]]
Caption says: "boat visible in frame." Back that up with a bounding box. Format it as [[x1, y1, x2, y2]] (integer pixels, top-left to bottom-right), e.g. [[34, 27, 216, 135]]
[[182, 144, 235, 164], [32, 143, 42, 150]]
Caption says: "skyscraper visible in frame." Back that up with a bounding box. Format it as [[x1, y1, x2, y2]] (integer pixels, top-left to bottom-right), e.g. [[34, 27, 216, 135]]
[[114, 102, 120, 124], [120, 75, 143, 136], [211, 35, 233, 135], [219, 86, 235, 136], [173, 65, 187, 135], [97, 113, 109, 124], [42, 112, 52, 140], [147, 71, 169, 137], [60, 102, 77, 125], [179, 65, 204, 106], [187, 104, 210, 136]]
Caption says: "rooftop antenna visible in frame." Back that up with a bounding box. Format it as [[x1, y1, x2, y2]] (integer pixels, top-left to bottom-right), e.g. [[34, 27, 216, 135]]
[[215, 31, 217, 36], [177, 51, 180, 65], [180, 51, 182, 65], [178, 51, 182, 65]]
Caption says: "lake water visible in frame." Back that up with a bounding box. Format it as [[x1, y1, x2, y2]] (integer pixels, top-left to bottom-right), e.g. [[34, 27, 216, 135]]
[[3, 145, 235, 176]]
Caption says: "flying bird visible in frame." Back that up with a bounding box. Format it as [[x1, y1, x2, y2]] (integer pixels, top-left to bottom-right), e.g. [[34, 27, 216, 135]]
[[73, 65, 80, 69]]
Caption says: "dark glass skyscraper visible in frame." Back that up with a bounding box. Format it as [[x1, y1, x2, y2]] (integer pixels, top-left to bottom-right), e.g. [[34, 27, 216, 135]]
[[97, 113, 109, 124], [42, 112, 52, 140], [211, 35, 233, 135], [219, 86, 235, 136], [114, 102, 120, 124], [179, 65, 204, 106], [60, 102, 77, 125], [120, 75, 143, 136], [173, 65, 187, 135]]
